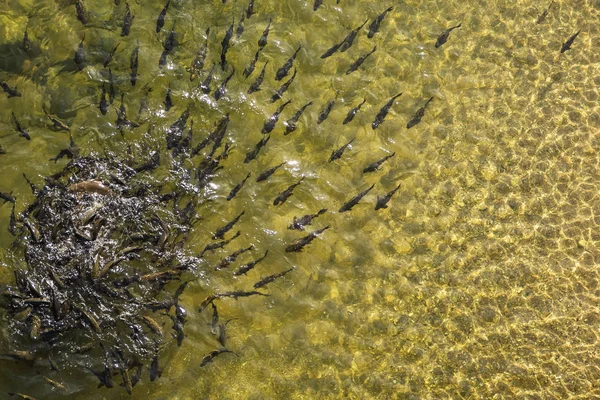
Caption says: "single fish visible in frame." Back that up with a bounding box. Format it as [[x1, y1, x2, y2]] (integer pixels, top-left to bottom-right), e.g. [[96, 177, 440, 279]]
[[271, 68, 297, 103], [0, 81, 21, 98], [317, 99, 336, 124], [120, 368, 132, 395], [130, 42, 139, 86], [243, 48, 261, 78], [288, 208, 327, 231], [215, 245, 254, 270], [166, 108, 190, 149], [339, 19, 368, 52], [8, 393, 37, 400], [435, 23, 462, 48], [227, 173, 251, 201], [375, 182, 402, 210], [262, 99, 292, 134], [75, 0, 87, 25], [104, 42, 120, 67], [561, 30, 580, 53], [130, 364, 143, 387], [221, 18, 235, 70], [142, 315, 163, 336], [246, 0, 255, 18], [200, 230, 241, 256], [363, 152, 395, 173], [406, 97, 433, 129], [120, 2, 135, 36], [236, 10, 245, 38], [74, 34, 86, 71], [275, 45, 302, 81], [367, 6, 393, 38], [258, 18, 271, 49], [23, 27, 31, 52], [343, 98, 366, 125], [0, 191, 15, 203], [99, 85, 108, 115], [89, 366, 113, 389], [253, 268, 294, 289], [42, 105, 70, 131], [314, 0, 323, 11], [214, 68, 235, 101], [256, 161, 286, 182], [200, 64, 216, 93], [339, 184, 375, 213], [536, 0, 554, 24], [11, 112, 30, 140], [189, 28, 210, 81], [248, 61, 268, 94], [43, 376, 66, 391], [233, 250, 268, 276], [214, 211, 245, 240], [321, 42, 341, 59], [285, 225, 330, 252], [156, 0, 170, 33], [244, 134, 271, 163], [284, 101, 312, 134], [273, 177, 304, 206], [29, 315, 40, 339], [372, 92, 402, 129], [217, 323, 228, 346], [329, 137, 355, 162], [200, 348, 238, 367], [68, 179, 111, 195], [210, 303, 219, 335], [164, 86, 173, 111], [48, 354, 60, 372], [149, 349, 162, 382], [159, 24, 177, 66], [346, 45, 377, 75]]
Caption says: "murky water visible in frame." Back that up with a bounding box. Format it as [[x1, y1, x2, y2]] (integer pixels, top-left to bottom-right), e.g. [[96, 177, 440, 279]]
[[2, 0, 600, 398]]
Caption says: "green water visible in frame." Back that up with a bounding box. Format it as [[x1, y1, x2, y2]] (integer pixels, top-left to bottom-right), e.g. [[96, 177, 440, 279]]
[[1, 0, 600, 398]]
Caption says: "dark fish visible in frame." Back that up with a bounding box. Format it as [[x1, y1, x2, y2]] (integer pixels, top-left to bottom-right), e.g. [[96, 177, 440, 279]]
[[215, 245, 254, 270], [42, 105, 70, 132], [221, 18, 235, 70], [48, 354, 59, 372], [8, 393, 37, 400], [262, 99, 292, 134], [130, 364, 142, 387], [200, 348, 238, 367], [244, 134, 271, 163], [104, 43, 120, 67], [339, 19, 368, 52], [75, 0, 87, 25], [253, 268, 294, 289], [314, 0, 323, 11], [1, 81, 21, 98], [0, 191, 15, 203], [243, 48, 261, 78], [156, 0, 170, 33], [248, 61, 268, 94], [285, 225, 330, 253], [108, 68, 115, 104], [561, 30, 580, 53], [288, 208, 327, 231], [343, 98, 366, 125], [137, 85, 152, 120], [227, 173, 251, 201], [130, 42, 139, 86], [329, 137, 355, 162], [537, 1, 554, 24], [200, 64, 216, 93], [200, 230, 241, 256], [214, 211, 245, 240], [273, 177, 304, 206], [233, 250, 268, 276], [346, 45, 377, 75], [23, 28, 31, 52], [339, 184, 375, 213], [120, 2, 134, 36], [317, 99, 336, 124], [375, 182, 401, 210], [236, 11, 245, 38], [217, 323, 228, 346], [258, 18, 271, 49], [256, 162, 286, 182], [207, 113, 230, 156], [363, 152, 395, 173], [89, 366, 114, 388], [321, 42, 341, 59], [189, 28, 210, 81], [435, 23, 462, 48], [210, 303, 219, 335], [149, 349, 162, 382], [11, 112, 30, 140], [367, 6, 393, 38], [284, 101, 312, 134], [99, 86, 108, 115], [214, 68, 235, 101], [271, 68, 297, 103], [275, 45, 302, 81], [406, 97, 433, 129], [166, 108, 190, 149], [164, 86, 173, 111], [74, 34, 86, 71], [159, 24, 177, 66], [246, 0, 255, 18], [372, 92, 402, 129]]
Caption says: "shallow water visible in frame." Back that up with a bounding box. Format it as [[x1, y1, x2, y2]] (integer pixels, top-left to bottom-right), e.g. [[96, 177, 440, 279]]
[[2, 0, 600, 398]]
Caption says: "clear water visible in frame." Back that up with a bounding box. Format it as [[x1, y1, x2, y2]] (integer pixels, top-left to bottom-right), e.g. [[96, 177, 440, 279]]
[[1, 0, 600, 398]]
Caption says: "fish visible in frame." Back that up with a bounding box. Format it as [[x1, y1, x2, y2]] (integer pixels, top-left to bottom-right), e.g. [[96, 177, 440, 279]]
[[273, 177, 304, 206], [68, 180, 111, 195], [200, 230, 241, 256], [120, 368, 132, 395], [284, 101, 312, 134], [142, 315, 163, 336], [215, 245, 254, 270], [258, 18, 271, 49], [236, 10, 245, 38], [317, 99, 336, 124], [363, 152, 395, 173], [159, 24, 177, 66], [221, 18, 235, 70], [107, 68, 116, 104], [8, 393, 37, 400], [189, 28, 210, 81], [339, 19, 368, 52], [103, 43, 120, 67], [244, 134, 271, 163], [74, 34, 86, 71], [375, 182, 402, 210], [246, 0, 255, 18], [339, 184, 375, 213], [200, 64, 216, 93], [262, 99, 292, 134], [89, 366, 114, 388], [1, 81, 21, 98], [253, 268, 294, 289], [561, 30, 580, 53], [214, 68, 235, 101], [329, 138, 355, 162], [42, 105, 69, 132], [537, 1, 554, 24], [435, 23, 462, 48], [276, 45, 302, 81], [11, 112, 30, 140], [9, 205, 17, 236], [227, 173, 251, 201], [0, 144, 5, 154], [0, 191, 15, 203], [99, 86, 108, 115], [217, 290, 269, 300], [256, 162, 286, 182], [367, 6, 393, 38], [314, 0, 323, 11], [243, 48, 261, 78], [217, 323, 228, 346], [321, 41, 342, 59], [48, 354, 60, 372], [149, 349, 162, 381], [120, 2, 135, 36], [130, 364, 143, 387], [346, 45, 377, 75], [166, 108, 190, 149], [372, 92, 402, 129], [130, 42, 139, 86], [80, 309, 102, 333], [164, 86, 173, 111], [75, 0, 87, 25], [29, 315, 40, 339], [43, 376, 67, 391], [285, 225, 330, 252], [248, 61, 268, 94], [200, 348, 238, 367], [271, 68, 297, 103], [23, 27, 31, 52], [233, 250, 268, 276], [288, 208, 327, 231], [2, 350, 36, 361], [156, 0, 170, 33], [406, 97, 433, 129], [214, 211, 245, 240], [210, 303, 219, 334], [343, 98, 366, 125]]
